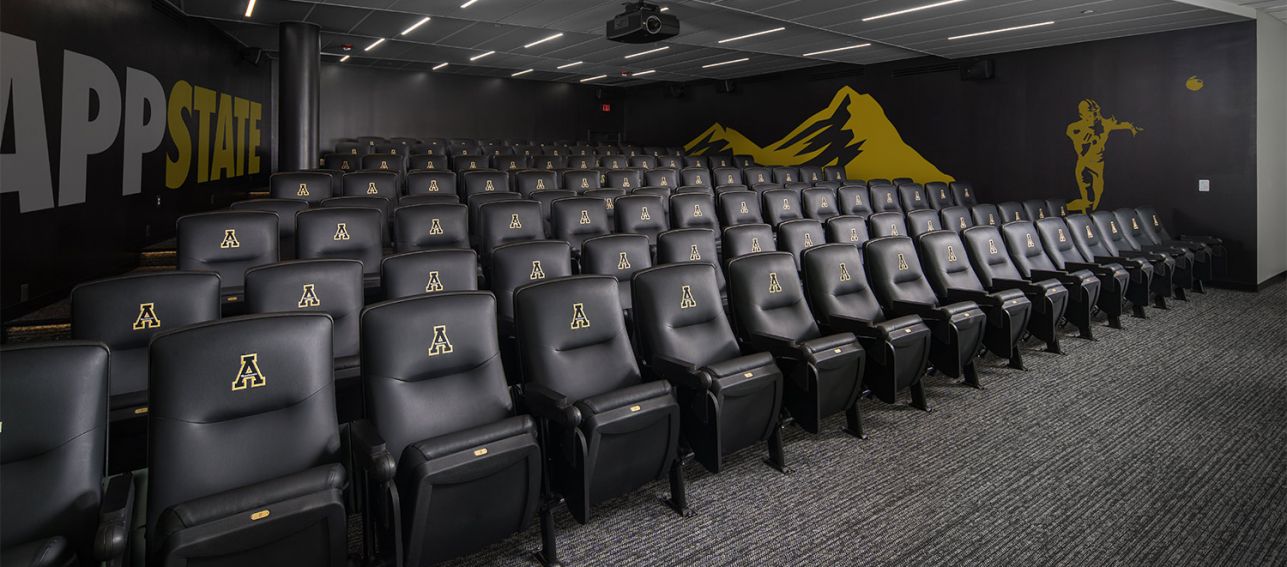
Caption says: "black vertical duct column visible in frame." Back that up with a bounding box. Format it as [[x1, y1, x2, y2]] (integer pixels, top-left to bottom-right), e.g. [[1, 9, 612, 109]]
[[279, 22, 319, 172]]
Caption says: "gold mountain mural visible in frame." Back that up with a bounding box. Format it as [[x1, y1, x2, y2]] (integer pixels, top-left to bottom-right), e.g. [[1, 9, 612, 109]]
[[683, 86, 953, 184]]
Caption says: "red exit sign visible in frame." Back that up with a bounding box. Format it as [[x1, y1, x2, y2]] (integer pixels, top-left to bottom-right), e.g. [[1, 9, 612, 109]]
[[601, 103, 611, 112]]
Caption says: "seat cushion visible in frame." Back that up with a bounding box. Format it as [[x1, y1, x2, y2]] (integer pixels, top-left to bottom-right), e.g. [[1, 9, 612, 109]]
[[0, 537, 76, 567], [406, 415, 535, 462], [156, 463, 346, 541], [576, 380, 672, 415]]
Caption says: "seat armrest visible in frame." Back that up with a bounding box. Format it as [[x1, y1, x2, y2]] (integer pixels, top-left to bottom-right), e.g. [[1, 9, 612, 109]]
[[702, 352, 777, 380], [890, 299, 945, 321], [521, 383, 581, 427], [945, 287, 998, 307], [1178, 234, 1221, 244], [94, 472, 134, 562], [158, 464, 347, 539], [823, 314, 881, 339], [410, 415, 535, 461], [746, 330, 802, 358], [349, 420, 396, 484], [577, 380, 673, 415], [651, 354, 708, 390], [1094, 255, 1145, 270], [799, 332, 858, 356]]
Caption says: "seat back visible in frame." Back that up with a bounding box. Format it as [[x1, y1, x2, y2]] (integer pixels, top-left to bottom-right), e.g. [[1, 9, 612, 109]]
[[713, 167, 743, 187], [514, 276, 641, 401], [1114, 208, 1156, 245], [970, 204, 1002, 227], [566, 155, 595, 170], [718, 191, 763, 226], [1034, 217, 1086, 269], [924, 182, 953, 209], [271, 171, 334, 204], [551, 197, 611, 254], [614, 195, 670, 244], [362, 292, 514, 460], [837, 185, 872, 216], [1134, 206, 1175, 242], [761, 189, 802, 226], [490, 241, 573, 324], [939, 206, 974, 233], [960, 225, 1026, 287], [632, 263, 741, 367], [1001, 221, 1060, 277], [461, 170, 510, 198], [644, 167, 679, 189], [917, 230, 987, 297], [394, 203, 469, 251], [630, 155, 658, 169], [343, 170, 400, 200], [362, 153, 405, 176], [726, 252, 820, 343], [669, 193, 720, 236], [408, 154, 449, 171], [177, 210, 279, 292], [406, 170, 457, 196], [867, 211, 908, 238], [784, 181, 811, 194], [323, 152, 360, 172], [680, 167, 711, 188], [466, 192, 523, 236], [532, 155, 565, 171], [742, 167, 772, 185], [296, 207, 383, 275], [683, 156, 707, 169], [657, 228, 724, 291], [898, 183, 931, 211], [868, 185, 902, 213], [229, 199, 309, 251], [562, 169, 601, 192], [1045, 199, 1069, 218], [1091, 211, 1138, 252], [493, 155, 527, 171], [514, 170, 559, 197], [480, 200, 545, 258], [950, 182, 977, 206], [451, 154, 488, 173], [822, 165, 846, 181], [996, 201, 1028, 223], [906, 210, 943, 237], [771, 167, 798, 184], [599, 155, 628, 170], [245, 259, 363, 359], [723, 224, 777, 259], [777, 219, 825, 270], [801, 244, 886, 325], [707, 154, 734, 168], [1065, 214, 1119, 258], [825, 215, 870, 247], [797, 165, 825, 184], [674, 184, 713, 196], [863, 237, 941, 309], [1022, 199, 1051, 221], [603, 169, 643, 190], [146, 313, 341, 537], [1, 342, 109, 564], [802, 187, 840, 220], [381, 249, 478, 299]]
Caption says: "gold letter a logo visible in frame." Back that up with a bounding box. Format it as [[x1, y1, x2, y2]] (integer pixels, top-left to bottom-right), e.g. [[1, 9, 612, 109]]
[[133, 303, 160, 330], [231, 353, 267, 391], [334, 223, 351, 240], [427, 325, 453, 356], [768, 272, 783, 293], [297, 183, 309, 197], [425, 271, 444, 292], [570, 303, 591, 329], [680, 285, 697, 309], [298, 283, 320, 308], [529, 260, 546, 280], [220, 229, 240, 249]]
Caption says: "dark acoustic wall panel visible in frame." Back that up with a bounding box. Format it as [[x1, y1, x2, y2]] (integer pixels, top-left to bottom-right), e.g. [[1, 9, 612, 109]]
[[1, 0, 273, 317], [318, 64, 624, 148], [624, 22, 1258, 285]]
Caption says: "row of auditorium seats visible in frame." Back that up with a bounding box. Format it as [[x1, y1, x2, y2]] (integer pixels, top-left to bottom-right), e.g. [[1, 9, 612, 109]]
[[4, 162, 1226, 566]]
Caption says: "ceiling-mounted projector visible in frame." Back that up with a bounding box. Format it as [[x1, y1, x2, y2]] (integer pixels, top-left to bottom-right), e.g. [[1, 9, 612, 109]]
[[607, 2, 679, 43]]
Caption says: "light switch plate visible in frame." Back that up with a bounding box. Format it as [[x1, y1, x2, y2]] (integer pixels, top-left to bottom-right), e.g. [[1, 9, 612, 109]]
[[1198, 179, 1210, 192]]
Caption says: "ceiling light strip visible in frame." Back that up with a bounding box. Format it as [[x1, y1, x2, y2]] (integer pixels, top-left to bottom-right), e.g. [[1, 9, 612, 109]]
[[633, 69, 656, 76], [862, 0, 966, 22], [460, 0, 481, 7], [702, 57, 748, 68], [433, 62, 449, 70], [625, 45, 669, 59], [401, 17, 431, 35], [581, 74, 608, 82], [470, 50, 495, 61], [802, 43, 871, 57], [947, 21, 1054, 40], [557, 61, 583, 69], [364, 38, 385, 51], [339, 54, 350, 62], [717, 27, 785, 44], [524, 32, 564, 48], [512, 68, 534, 76], [244, 0, 257, 18]]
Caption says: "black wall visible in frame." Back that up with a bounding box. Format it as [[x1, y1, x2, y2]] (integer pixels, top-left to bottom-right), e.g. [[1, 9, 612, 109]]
[[1, 0, 273, 318], [625, 22, 1259, 285], [319, 64, 624, 148]]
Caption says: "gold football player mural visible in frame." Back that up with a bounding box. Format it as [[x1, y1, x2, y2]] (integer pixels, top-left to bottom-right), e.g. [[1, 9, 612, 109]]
[[1065, 99, 1142, 213]]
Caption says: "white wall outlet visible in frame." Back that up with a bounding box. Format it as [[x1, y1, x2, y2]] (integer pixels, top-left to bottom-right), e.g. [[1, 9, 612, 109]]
[[1198, 179, 1210, 192]]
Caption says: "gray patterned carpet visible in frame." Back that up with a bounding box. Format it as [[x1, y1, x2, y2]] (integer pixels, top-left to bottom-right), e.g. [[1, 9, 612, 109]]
[[435, 283, 1287, 566]]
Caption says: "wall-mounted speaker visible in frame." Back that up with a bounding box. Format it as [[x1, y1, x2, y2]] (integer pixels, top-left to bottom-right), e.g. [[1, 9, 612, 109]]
[[716, 79, 736, 94], [960, 59, 994, 81]]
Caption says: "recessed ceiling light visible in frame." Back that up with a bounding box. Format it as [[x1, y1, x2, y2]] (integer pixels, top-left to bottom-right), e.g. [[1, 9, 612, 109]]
[[401, 17, 430, 35], [364, 38, 386, 51], [470, 50, 495, 61], [340, 54, 350, 62], [718, 27, 785, 44], [524, 32, 563, 49], [433, 62, 449, 70], [862, 0, 965, 22], [581, 74, 608, 82], [802, 43, 871, 57], [460, 0, 481, 7], [625, 45, 669, 59], [633, 69, 656, 76], [702, 57, 749, 68], [557, 61, 583, 69], [512, 68, 534, 77], [948, 21, 1054, 40], [244, 0, 256, 17], [1081, 9, 1095, 14], [659, 6, 669, 11]]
